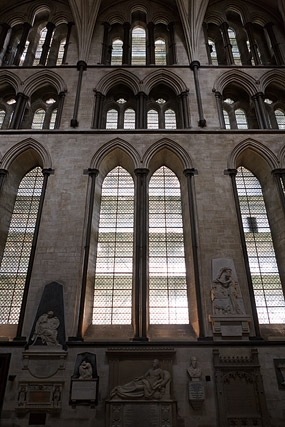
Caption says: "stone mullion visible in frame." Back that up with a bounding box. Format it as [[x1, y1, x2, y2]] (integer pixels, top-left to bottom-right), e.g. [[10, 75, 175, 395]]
[[9, 93, 28, 129], [62, 22, 74, 65], [215, 91, 226, 128], [256, 92, 270, 129], [244, 22, 261, 65], [54, 92, 65, 129], [122, 22, 131, 65], [168, 22, 176, 64], [101, 22, 111, 65], [136, 92, 147, 129], [39, 22, 56, 66], [220, 22, 234, 65], [134, 169, 149, 341], [252, 94, 264, 129], [147, 22, 155, 65]]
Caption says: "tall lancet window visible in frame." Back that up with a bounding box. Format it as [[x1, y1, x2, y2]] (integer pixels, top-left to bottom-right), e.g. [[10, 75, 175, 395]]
[[0, 167, 43, 324], [131, 26, 146, 65], [111, 39, 123, 65], [149, 166, 189, 324], [236, 167, 285, 324], [92, 167, 134, 325], [34, 27, 47, 65]]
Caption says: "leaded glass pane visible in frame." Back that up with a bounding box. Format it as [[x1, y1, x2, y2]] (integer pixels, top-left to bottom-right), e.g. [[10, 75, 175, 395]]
[[34, 27, 47, 65], [165, 109, 176, 129], [236, 166, 285, 324], [49, 109, 57, 129], [228, 28, 241, 65], [106, 109, 118, 129], [155, 39, 166, 65], [56, 38, 66, 65], [93, 166, 134, 324], [124, 108, 135, 129], [275, 109, 285, 130], [0, 167, 43, 324], [0, 109, 5, 128], [149, 166, 189, 324], [147, 109, 159, 129], [223, 110, 230, 129], [236, 109, 248, 129], [131, 26, 146, 65], [111, 39, 123, 65], [32, 109, 45, 129]]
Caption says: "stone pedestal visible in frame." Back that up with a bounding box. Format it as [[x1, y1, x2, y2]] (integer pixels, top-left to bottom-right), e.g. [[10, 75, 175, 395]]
[[107, 400, 176, 427], [209, 314, 251, 340]]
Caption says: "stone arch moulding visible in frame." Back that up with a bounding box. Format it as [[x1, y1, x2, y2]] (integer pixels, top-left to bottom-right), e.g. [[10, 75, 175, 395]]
[[103, 12, 126, 25], [259, 70, 285, 92], [204, 12, 225, 26], [26, 2, 52, 25], [0, 70, 23, 93], [279, 145, 285, 169], [143, 69, 188, 96], [213, 70, 258, 96], [23, 70, 67, 97], [1, 138, 52, 170], [227, 138, 279, 170], [90, 138, 141, 170], [142, 138, 193, 170], [95, 70, 141, 96]]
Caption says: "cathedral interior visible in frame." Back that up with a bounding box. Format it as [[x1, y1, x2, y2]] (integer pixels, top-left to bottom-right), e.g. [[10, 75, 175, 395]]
[[0, 0, 285, 426]]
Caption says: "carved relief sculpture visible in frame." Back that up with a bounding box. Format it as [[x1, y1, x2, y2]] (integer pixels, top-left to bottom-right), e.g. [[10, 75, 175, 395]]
[[79, 361, 93, 380], [211, 267, 245, 315], [31, 311, 60, 346], [110, 359, 171, 400], [187, 356, 202, 381], [187, 356, 205, 409]]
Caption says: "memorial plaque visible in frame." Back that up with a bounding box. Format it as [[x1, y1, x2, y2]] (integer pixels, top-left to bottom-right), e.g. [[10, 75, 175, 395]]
[[124, 404, 159, 427], [71, 379, 97, 401], [189, 382, 205, 401]]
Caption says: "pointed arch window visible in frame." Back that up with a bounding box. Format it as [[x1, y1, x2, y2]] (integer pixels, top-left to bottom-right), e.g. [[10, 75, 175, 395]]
[[92, 167, 134, 325], [32, 109, 45, 129], [223, 109, 231, 129], [124, 108, 135, 129], [111, 39, 123, 65], [0, 109, 5, 128], [228, 28, 241, 65], [131, 26, 146, 65], [236, 167, 285, 324], [155, 38, 167, 65], [49, 109, 57, 129], [147, 109, 159, 129], [165, 109, 177, 129], [34, 27, 47, 66], [0, 167, 44, 324], [149, 166, 189, 324], [275, 109, 285, 129], [106, 109, 118, 129]]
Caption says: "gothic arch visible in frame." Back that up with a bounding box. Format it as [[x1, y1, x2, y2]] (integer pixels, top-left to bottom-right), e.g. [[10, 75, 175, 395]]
[[259, 70, 285, 92], [142, 138, 193, 171], [213, 70, 257, 96], [23, 70, 67, 96], [279, 145, 285, 168], [143, 70, 188, 96], [1, 138, 52, 170], [0, 70, 23, 93], [27, 2, 52, 25], [90, 138, 141, 172], [95, 70, 141, 96], [227, 138, 279, 171]]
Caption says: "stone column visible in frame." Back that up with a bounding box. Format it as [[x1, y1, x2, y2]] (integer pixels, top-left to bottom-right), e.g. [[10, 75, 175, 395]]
[[147, 22, 155, 65], [0, 169, 8, 190], [13, 22, 31, 65], [256, 92, 270, 129], [9, 93, 28, 129], [214, 91, 226, 128], [224, 169, 261, 339], [190, 61, 206, 127], [168, 22, 176, 64], [219, 22, 234, 65], [134, 168, 149, 341], [15, 168, 55, 341], [76, 169, 99, 341], [70, 60, 87, 127], [39, 21, 56, 66], [265, 22, 284, 65], [136, 92, 147, 129], [122, 22, 131, 65], [93, 91, 104, 129], [101, 22, 111, 64], [183, 168, 205, 340], [181, 91, 191, 128], [252, 94, 264, 129], [62, 21, 74, 64], [54, 91, 65, 129], [244, 22, 261, 65]]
